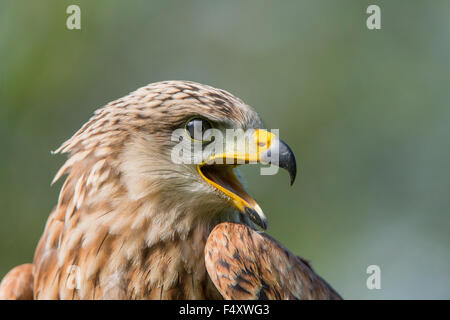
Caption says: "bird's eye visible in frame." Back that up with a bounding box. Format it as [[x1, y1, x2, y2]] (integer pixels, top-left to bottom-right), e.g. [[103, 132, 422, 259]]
[[185, 118, 213, 142]]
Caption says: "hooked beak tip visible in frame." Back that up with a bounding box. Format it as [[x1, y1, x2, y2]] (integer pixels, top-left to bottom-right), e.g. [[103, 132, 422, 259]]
[[261, 137, 297, 186], [279, 138, 297, 186]]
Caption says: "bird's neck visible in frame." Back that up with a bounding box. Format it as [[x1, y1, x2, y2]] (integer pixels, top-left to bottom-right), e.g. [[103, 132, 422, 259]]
[[50, 154, 245, 299], [93, 196, 234, 299], [56, 180, 240, 299]]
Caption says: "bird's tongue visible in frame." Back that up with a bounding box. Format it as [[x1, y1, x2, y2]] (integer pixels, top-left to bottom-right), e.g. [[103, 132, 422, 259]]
[[200, 165, 254, 206]]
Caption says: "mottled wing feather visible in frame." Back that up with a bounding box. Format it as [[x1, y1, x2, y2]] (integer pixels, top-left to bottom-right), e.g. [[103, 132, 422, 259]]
[[204, 223, 342, 300], [0, 264, 34, 300]]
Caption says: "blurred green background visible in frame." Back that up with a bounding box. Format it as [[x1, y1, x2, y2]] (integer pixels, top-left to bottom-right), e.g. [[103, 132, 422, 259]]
[[1, 0, 449, 299]]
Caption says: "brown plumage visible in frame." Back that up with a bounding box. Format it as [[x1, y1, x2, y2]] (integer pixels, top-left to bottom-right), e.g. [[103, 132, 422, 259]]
[[205, 223, 341, 299], [0, 80, 341, 300]]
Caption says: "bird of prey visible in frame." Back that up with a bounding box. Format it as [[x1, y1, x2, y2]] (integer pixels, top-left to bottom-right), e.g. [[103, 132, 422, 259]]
[[0, 81, 341, 300]]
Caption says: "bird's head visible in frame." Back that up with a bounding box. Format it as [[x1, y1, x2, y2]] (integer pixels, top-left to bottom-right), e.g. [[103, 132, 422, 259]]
[[54, 81, 296, 233]]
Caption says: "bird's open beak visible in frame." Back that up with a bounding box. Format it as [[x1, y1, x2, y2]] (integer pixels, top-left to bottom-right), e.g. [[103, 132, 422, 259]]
[[197, 129, 296, 230]]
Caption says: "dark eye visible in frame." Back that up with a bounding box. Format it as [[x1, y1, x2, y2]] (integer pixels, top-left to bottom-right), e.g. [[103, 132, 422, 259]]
[[185, 118, 213, 141]]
